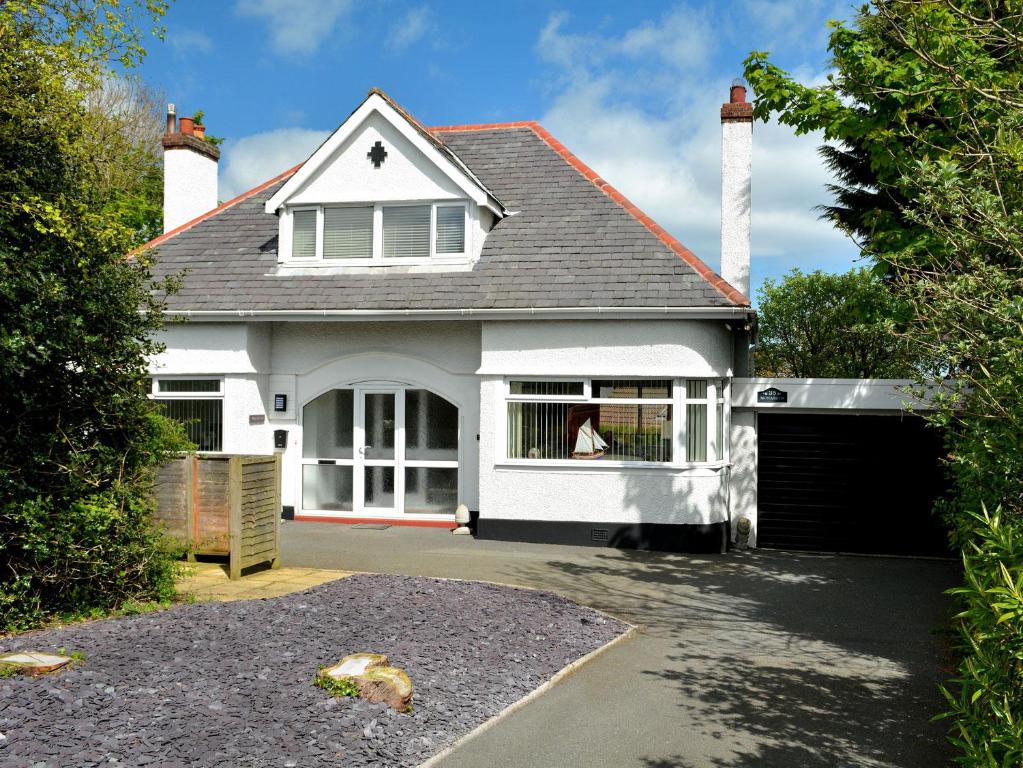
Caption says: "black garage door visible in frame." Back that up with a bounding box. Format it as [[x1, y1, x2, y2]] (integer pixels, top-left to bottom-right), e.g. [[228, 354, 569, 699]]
[[757, 413, 950, 556]]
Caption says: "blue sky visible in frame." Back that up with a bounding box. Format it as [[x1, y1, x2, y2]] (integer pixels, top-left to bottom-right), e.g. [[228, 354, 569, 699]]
[[140, 0, 863, 299]]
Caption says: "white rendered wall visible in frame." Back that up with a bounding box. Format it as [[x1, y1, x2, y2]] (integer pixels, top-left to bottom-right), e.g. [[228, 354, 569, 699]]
[[271, 321, 482, 512], [728, 410, 757, 544], [149, 323, 275, 456], [222, 375, 272, 455], [150, 323, 264, 374], [478, 319, 734, 526], [731, 377, 927, 412], [152, 320, 483, 512], [271, 321, 481, 375], [153, 318, 741, 525], [720, 119, 752, 298], [163, 148, 218, 233], [479, 320, 733, 377], [288, 112, 463, 205]]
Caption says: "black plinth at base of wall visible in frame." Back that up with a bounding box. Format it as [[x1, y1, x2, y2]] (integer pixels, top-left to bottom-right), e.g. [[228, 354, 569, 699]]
[[475, 519, 729, 554]]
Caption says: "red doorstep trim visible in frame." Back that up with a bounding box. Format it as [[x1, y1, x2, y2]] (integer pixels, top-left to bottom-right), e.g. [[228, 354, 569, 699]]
[[293, 515, 455, 529], [430, 121, 751, 307], [133, 162, 304, 254]]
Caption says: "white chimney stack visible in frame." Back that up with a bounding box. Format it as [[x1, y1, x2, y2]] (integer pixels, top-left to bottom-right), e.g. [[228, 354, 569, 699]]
[[162, 103, 219, 233], [720, 82, 752, 298]]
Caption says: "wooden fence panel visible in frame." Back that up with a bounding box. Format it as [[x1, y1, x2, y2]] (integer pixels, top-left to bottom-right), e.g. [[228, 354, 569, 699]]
[[154, 454, 281, 579]]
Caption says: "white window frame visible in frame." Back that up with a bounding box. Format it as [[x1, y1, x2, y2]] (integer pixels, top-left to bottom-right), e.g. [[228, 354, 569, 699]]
[[500, 377, 728, 469], [149, 377, 226, 453], [279, 200, 469, 265], [289, 206, 319, 259]]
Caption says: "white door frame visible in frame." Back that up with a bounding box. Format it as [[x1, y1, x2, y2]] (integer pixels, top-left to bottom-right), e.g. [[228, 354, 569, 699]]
[[298, 383, 461, 520], [355, 386, 403, 515]]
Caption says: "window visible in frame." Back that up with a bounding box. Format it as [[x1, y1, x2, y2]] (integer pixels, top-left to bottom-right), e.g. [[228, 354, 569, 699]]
[[383, 205, 430, 259], [435, 205, 465, 254], [715, 380, 726, 461], [323, 206, 372, 259], [685, 380, 708, 462], [151, 378, 223, 452], [284, 201, 467, 262], [292, 209, 316, 258], [509, 380, 584, 397], [504, 378, 725, 465], [506, 379, 673, 464]]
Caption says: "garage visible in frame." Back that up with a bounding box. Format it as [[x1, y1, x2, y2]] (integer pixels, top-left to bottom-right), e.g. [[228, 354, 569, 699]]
[[757, 412, 950, 556]]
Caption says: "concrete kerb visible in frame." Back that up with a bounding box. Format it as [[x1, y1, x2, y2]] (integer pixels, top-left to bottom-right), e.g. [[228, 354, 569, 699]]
[[418, 623, 639, 768]]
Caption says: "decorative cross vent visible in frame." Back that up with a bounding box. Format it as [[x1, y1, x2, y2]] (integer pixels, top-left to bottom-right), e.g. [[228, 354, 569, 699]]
[[367, 140, 387, 168]]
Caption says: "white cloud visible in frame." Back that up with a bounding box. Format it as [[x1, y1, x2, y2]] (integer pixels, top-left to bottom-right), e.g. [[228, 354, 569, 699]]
[[219, 128, 330, 200], [535, 8, 858, 295], [169, 29, 213, 53], [234, 0, 353, 56], [537, 8, 712, 77], [389, 6, 433, 50], [742, 0, 855, 53]]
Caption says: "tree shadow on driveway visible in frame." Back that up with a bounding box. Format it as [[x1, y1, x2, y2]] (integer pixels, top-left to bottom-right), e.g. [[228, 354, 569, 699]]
[[509, 548, 958, 767]]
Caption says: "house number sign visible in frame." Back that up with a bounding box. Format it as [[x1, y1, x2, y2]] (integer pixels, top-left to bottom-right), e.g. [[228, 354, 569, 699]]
[[757, 387, 788, 404]]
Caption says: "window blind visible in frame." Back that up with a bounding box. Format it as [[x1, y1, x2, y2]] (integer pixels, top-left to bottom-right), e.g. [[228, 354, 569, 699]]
[[292, 210, 316, 258], [435, 206, 465, 254], [155, 399, 223, 451], [323, 206, 373, 259], [382, 205, 430, 259], [158, 379, 220, 393], [509, 381, 584, 396]]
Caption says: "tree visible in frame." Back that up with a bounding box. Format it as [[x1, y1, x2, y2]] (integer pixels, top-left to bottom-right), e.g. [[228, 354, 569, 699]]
[[0, 0, 182, 630], [744, 3, 1023, 762], [81, 73, 166, 244], [755, 268, 917, 378]]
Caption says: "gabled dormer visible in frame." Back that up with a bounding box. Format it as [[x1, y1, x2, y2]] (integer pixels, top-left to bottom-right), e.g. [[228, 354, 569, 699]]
[[265, 89, 506, 272]]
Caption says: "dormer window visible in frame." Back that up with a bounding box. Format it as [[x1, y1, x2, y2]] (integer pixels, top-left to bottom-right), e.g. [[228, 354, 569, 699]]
[[283, 201, 469, 264]]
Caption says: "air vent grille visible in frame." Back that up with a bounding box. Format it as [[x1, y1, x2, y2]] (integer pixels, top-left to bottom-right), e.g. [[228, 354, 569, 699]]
[[591, 528, 609, 542]]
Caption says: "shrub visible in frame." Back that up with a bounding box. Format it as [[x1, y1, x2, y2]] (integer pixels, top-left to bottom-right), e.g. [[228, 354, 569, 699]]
[[938, 507, 1023, 766], [0, 488, 182, 632]]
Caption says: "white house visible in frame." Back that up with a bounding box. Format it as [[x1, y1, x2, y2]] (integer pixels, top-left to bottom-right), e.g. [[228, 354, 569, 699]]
[[145, 88, 948, 555]]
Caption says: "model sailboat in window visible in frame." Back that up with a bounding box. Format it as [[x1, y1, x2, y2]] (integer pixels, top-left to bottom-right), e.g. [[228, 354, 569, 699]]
[[572, 418, 608, 459]]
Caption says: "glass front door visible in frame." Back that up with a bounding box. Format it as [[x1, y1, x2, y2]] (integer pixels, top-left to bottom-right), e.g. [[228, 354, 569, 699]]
[[358, 391, 397, 513], [301, 386, 459, 516]]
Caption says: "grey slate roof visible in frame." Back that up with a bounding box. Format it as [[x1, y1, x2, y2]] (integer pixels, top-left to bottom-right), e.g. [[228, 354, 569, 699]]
[[149, 126, 745, 312]]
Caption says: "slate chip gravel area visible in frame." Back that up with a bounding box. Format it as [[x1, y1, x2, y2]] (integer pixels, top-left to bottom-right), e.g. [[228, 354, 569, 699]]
[[0, 573, 627, 768]]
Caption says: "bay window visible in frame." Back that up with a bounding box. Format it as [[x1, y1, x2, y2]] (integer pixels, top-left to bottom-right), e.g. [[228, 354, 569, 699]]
[[284, 201, 467, 262], [504, 378, 726, 465]]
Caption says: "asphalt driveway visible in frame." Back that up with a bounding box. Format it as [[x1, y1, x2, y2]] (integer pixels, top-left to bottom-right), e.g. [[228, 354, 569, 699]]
[[282, 523, 958, 768]]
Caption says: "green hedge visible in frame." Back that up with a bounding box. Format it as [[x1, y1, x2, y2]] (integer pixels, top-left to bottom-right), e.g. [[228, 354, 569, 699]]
[[0, 488, 180, 632], [939, 508, 1023, 766]]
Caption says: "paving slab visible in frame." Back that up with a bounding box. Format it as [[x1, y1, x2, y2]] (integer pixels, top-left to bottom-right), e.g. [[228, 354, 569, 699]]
[[176, 561, 351, 602], [282, 522, 960, 768]]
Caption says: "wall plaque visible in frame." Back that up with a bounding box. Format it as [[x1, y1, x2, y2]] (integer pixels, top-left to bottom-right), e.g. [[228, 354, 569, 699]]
[[249, 414, 265, 425], [757, 387, 788, 404]]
